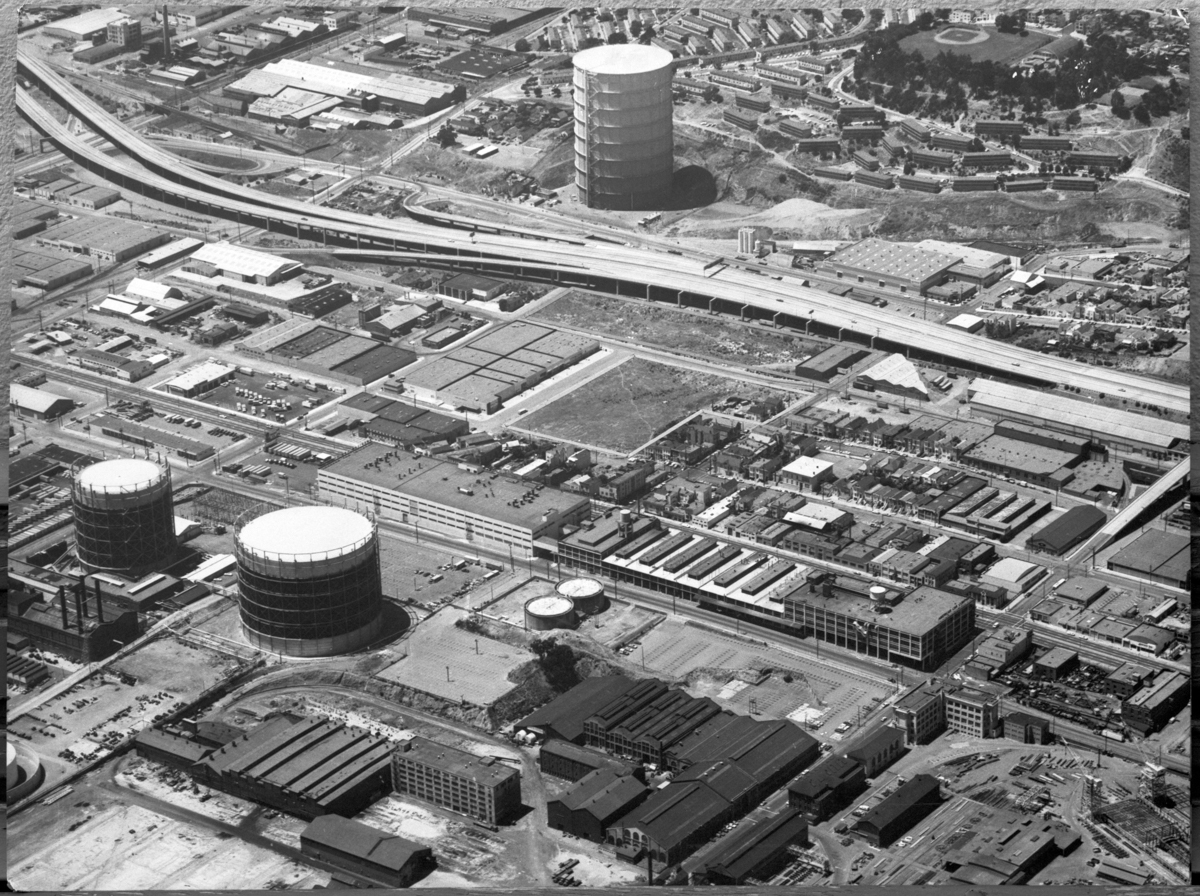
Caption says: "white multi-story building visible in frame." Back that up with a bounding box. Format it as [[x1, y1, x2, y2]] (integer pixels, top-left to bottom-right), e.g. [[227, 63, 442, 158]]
[[318, 442, 590, 555]]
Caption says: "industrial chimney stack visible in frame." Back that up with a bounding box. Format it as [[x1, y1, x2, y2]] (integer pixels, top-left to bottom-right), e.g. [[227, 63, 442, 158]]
[[161, 4, 172, 61]]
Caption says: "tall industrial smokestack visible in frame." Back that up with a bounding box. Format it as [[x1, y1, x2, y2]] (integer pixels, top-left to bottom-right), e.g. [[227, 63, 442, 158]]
[[93, 579, 105, 624], [162, 4, 172, 61], [75, 581, 87, 629], [59, 586, 69, 631]]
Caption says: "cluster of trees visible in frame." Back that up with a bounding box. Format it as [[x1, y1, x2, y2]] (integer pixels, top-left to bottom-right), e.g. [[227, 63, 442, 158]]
[[912, 9, 954, 31], [1111, 80, 1186, 124], [855, 23, 1167, 120], [530, 638, 579, 692], [992, 12, 1028, 34]]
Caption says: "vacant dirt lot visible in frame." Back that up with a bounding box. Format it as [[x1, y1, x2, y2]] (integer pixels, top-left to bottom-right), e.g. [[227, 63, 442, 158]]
[[872, 180, 1184, 244], [520, 357, 793, 454], [532, 290, 826, 368], [8, 801, 322, 890], [637, 617, 894, 737]]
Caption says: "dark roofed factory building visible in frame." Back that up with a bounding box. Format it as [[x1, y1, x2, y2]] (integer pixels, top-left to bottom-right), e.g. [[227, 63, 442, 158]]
[[547, 768, 651, 842], [852, 773, 942, 847], [189, 715, 394, 819], [787, 755, 867, 821], [300, 814, 435, 888]]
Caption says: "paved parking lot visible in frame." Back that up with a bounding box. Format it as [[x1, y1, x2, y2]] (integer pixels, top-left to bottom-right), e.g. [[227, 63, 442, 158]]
[[375, 608, 532, 705]]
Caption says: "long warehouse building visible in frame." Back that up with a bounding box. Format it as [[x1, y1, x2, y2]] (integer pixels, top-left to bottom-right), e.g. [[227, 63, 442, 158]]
[[556, 513, 974, 670], [967, 379, 1188, 459], [226, 58, 464, 116], [317, 442, 590, 555], [153, 714, 395, 819]]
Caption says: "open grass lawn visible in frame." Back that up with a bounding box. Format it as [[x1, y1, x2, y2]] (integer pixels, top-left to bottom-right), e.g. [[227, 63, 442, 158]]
[[519, 356, 791, 454], [899, 25, 1052, 64], [172, 147, 258, 171]]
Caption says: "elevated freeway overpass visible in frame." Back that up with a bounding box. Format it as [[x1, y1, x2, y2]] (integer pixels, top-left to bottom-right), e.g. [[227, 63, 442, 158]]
[[1096, 457, 1190, 543], [17, 52, 1188, 417]]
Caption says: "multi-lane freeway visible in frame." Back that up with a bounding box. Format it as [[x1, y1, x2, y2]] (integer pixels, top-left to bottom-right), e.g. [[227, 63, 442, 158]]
[[17, 52, 1188, 417]]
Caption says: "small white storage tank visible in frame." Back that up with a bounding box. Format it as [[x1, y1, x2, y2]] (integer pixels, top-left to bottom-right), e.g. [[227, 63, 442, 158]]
[[556, 577, 607, 614], [573, 44, 675, 210], [6, 739, 44, 803], [524, 595, 578, 631]]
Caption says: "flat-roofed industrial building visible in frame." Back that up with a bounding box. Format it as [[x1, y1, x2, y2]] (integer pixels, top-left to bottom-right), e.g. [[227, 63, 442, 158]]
[[403, 322, 599, 413], [392, 736, 522, 825], [1120, 670, 1188, 734], [1033, 646, 1078, 680], [1103, 662, 1155, 700], [438, 272, 505, 302], [318, 441, 590, 555], [226, 57, 464, 116], [44, 6, 131, 40], [819, 238, 961, 295], [1106, 529, 1189, 589], [967, 379, 1188, 459], [37, 218, 171, 264]]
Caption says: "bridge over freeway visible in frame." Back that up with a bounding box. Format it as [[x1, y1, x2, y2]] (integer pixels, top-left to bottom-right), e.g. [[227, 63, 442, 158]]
[[1063, 457, 1191, 565]]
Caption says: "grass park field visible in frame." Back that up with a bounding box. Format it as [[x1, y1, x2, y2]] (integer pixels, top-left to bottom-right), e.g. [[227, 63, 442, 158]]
[[899, 25, 1053, 64]]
